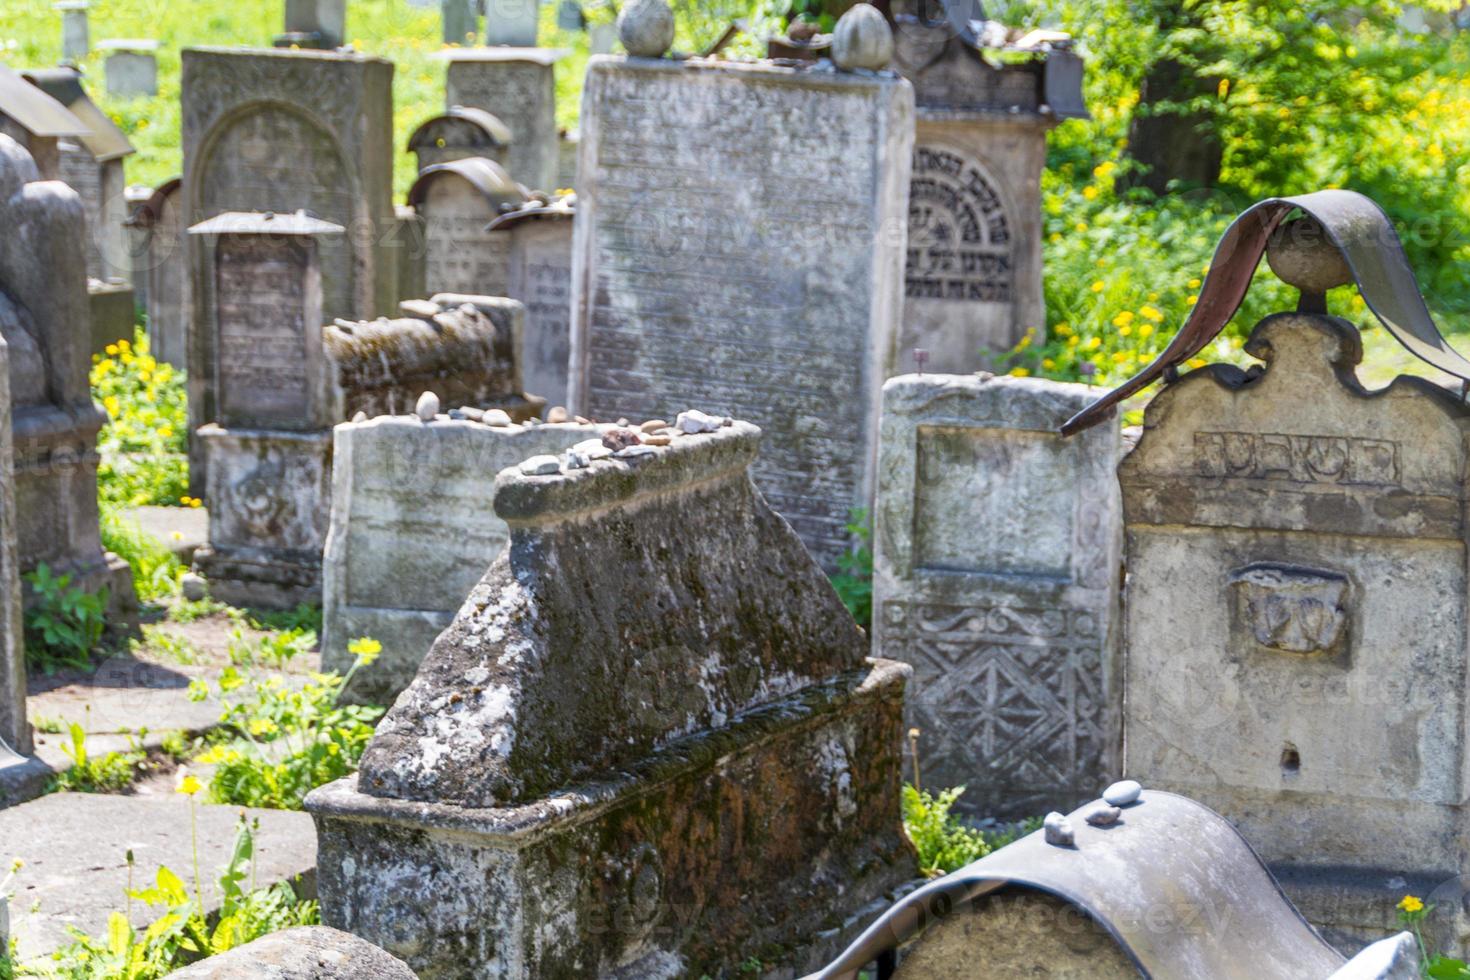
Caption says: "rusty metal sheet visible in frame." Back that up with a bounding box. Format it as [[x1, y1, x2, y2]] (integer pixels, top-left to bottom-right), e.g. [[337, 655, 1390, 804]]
[[22, 67, 134, 161], [811, 790, 1346, 980], [405, 156, 527, 212], [406, 106, 513, 152], [0, 62, 88, 139], [1061, 190, 1468, 435]]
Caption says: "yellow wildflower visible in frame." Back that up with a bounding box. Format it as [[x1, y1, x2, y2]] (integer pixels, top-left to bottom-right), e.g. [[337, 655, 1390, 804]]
[[1188, 278, 1201, 289], [1093, 161, 1117, 180], [1139, 323, 1155, 339], [1008, 367, 1030, 377], [1091, 281, 1105, 293], [1075, 221, 1088, 233], [1187, 358, 1207, 369], [1049, 232, 1062, 244], [1140, 305, 1164, 323], [348, 636, 383, 666], [176, 772, 202, 796], [104, 343, 119, 356], [1112, 311, 1135, 327], [1118, 325, 1132, 337], [1086, 336, 1102, 351], [1042, 358, 1056, 370], [1187, 294, 1199, 306], [1398, 895, 1424, 914], [1054, 322, 1072, 337], [1082, 185, 1098, 200], [248, 717, 279, 737]]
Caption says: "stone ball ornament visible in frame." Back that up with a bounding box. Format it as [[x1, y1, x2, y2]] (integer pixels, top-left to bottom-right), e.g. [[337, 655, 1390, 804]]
[[1267, 216, 1354, 295], [617, 0, 675, 58], [831, 2, 894, 72]]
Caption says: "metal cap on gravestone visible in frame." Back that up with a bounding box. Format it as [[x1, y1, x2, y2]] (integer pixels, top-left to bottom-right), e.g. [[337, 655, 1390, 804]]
[[405, 105, 513, 173], [54, 0, 90, 62], [274, 0, 347, 49], [484, 0, 539, 45], [187, 210, 344, 431], [97, 39, 160, 98]]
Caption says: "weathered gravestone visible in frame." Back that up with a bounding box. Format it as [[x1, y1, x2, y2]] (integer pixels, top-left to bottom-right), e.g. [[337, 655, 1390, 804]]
[[0, 336, 26, 760], [1121, 313, 1470, 948], [24, 67, 135, 284], [0, 136, 135, 619], [442, 0, 478, 46], [124, 177, 186, 368], [307, 420, 916, 978], [569, 55, 914, 570], [0, 62, 88, 181], [55, 0, 90, 61], [484, 0, 539, 46], [164, 927, 418, 980], [441, 47, 565, 192], [488, 194, 575, 404], [406, 106, 512, 173], [321, 414, 600, 703], [275, 0, 347, 49], [87, 277, 134, 353], [99, 39, 160, 98], [182, 46, 396, 491], [406, 157, 523, 297], [889, 5, 1087, 366], [873, 373, 1122, 820]]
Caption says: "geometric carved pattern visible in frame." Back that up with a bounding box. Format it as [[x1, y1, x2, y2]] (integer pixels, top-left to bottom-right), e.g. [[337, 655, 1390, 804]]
[[884, 601, 1106, 819]]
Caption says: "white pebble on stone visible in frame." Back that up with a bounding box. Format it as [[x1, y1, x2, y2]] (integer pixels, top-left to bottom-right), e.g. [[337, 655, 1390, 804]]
[[519, 455, 561, 476], [675, 409, 722, 434], [351, 411, 367, 423], [1102, 779, 1142, 807], [485, 409, 512, 427], [1043, 811, 1075, 847], [415, 391, 440, 421], [564, 451, 589, 470], [1084, 804, 1122, 827], [572, 439, 613, 460]]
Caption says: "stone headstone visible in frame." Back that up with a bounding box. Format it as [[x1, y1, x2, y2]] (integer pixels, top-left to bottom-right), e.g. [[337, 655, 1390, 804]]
[[554, 127, 577, 189], [406, 106, 512, 173], [442, 0, 478, 45], [405, 157, 523, 298], [276, 0, 347, 49], [321, 414, 600, 702], [125, 177, 187, 369], [390, 205, 426, 304], [0, 334, 25, 758], [182, 46, 397, 492], [493, 198, 574, 404], [87, 277, 134, 354], [889, 5, 1088, 367], [569, 56, 914, 570], [0, 136, 135, 624], [55, 0, 89, 61], [99, 39, 160, 98], [441, 47, 565, 192], [484, 0, 539, 46], [557, 0, 584, 31], [873, 373, 1123, 819], [1120, 311, 1470, 949], [307, 420, 915, 977]]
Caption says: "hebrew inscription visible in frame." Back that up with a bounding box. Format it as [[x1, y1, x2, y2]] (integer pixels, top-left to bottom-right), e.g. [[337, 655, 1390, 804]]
[[1195, 431, 1400, 486], [215, 237, 311, 425], [906, 146, 1011, 304]]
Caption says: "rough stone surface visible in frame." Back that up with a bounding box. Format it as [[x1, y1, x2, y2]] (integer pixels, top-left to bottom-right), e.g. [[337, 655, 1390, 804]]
[[484, 0, 539, 46], [443, 49, 564, 193], [407, 109, 512, 174], [0, 334, 21, 756], [408, 158, 521, 297], [0, 793, 315, 961], [320, 415, 599, 702], [502, 208, 574, 405], [102, 44, 159, 98], [0, 135, 134, 618], [873, 374, 1122, 819], [831, 3, 893, 71], [570, 57, 914, 570], [87, 278, 134, 354], [1267, 217, 1354, 295], [1121, 312, 1470, 951], [182, 47, 397, 492], [280, 0, 346, 48], [53, 138, 130, 283], [1329, 933, 1420, 980], [165, 927, 418, 979], [128, 177, 187, 368], [891, 890, 1136, 979], [308, 420, 916, 977], [617, 0, 674, 57]]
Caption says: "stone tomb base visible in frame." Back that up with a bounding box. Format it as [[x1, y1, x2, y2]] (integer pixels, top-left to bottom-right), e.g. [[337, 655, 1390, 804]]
[[308, 660, 914, 979], [194, 424, 330, 608]]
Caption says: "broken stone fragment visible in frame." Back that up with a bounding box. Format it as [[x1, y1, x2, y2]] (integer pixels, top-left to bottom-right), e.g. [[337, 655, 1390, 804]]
[[484, 409, 512, 427], [547, 406, 569, 423], [564, 451, 589, 470], [614, 444, 659, 461], [180, 572, 207, 602], [675, 409, 723, 434], [1043, 811, 1075, 847], [639, 419, 667, 433], [1085, 804, 1122, 827], [415, 391, 440, 421], [572, 439, 613, 460], [643, 434, 672, 446], [519, 455, 561, 476], [1102, 779, 1142, 807], [603, 428, 642, 451]]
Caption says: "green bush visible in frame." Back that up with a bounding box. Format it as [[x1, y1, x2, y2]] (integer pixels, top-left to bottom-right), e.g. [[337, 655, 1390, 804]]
[[23, 565, 108, 674], [91, 333, 192, 511], [830, 509, 874, 631], [99, 505, 183, 603]]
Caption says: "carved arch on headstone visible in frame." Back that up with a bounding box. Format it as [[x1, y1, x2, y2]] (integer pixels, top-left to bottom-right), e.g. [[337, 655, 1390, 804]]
[[905, 143, 1016, 307]]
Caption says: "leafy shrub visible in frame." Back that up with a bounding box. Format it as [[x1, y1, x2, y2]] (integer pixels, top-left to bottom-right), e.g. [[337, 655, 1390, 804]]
[[36, 816, 317, 979], [190, 641, 384, 810], [100, 505, 182, 603], [225, 626, 315, 669], [23, 565, 108, 674], [902, 785, 995, 877], [91, 332, 191, 510], [48, 723, 143, 794], [830, 509, 873, 631]]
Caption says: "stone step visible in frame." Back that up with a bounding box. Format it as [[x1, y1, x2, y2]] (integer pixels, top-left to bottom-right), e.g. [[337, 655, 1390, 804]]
[[0, 793, 316, 963]]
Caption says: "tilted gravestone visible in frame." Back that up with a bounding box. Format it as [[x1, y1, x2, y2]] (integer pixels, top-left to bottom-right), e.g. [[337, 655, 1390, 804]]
[[888, 5, 1087, 367], [307, 420, 915, 977], [405, 157, 523, 298], [569, 56, 914, 570], [1121, 311, 1470, 949], [406, 106, 512, 174], [489, 195, 575, 405], [182, 46, 397, 491], [99, 39, 160, 98], [441, 47, 565, 192], [125, 177, 187, 369], [873, 373, 1122, 820], [321, 414, 600, 703], [0, 136, 135, 623]]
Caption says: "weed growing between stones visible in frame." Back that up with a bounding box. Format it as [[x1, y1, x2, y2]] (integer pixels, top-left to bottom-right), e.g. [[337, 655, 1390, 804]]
[[830, 509, 873, 631], [188, 640, 384, 810], [99, 508, 183, 605], [224, 626, 315, 670], [47, 724, 144, 795], [22, 566, 108, 674]]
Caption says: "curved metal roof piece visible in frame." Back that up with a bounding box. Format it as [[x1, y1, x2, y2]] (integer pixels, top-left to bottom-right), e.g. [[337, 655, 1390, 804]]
[[125, 175, 181, 229], [1062, 190, 1467, 435], [813, 791, 1345, 980], [485, 198, 574, 232], [0, 62, 88, 138], [406, 105, 514, 152], [406, 156, 527, 212]]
